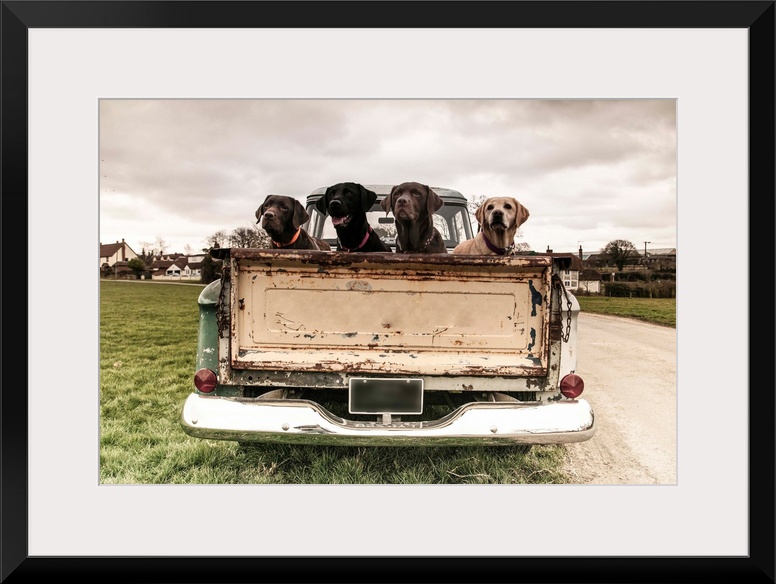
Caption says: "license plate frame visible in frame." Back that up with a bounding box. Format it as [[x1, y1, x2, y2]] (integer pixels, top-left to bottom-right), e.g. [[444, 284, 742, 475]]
[[348, 377, 424, 415]]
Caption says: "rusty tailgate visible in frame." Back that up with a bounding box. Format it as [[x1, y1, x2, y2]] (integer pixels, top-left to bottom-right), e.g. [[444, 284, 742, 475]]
[[226, 250, 552, 379]]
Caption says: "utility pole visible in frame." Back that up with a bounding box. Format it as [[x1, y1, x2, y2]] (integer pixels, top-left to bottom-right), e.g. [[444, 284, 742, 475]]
[[644, 241, 650, 260]]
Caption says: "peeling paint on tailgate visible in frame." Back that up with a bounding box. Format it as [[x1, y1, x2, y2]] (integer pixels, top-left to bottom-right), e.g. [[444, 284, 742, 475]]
[[228, 251, 552, 378]]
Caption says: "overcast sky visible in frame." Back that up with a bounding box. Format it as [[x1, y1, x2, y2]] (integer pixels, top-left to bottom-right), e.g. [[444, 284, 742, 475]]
[[99, 99, 676, 256]]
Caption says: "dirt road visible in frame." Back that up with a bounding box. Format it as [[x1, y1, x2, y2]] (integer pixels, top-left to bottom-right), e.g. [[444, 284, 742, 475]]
[[563, 312, 677, 485]]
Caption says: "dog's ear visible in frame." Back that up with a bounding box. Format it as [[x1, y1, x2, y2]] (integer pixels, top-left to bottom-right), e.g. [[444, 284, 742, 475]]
[[425, 186, 444, 215], [316, 186, 334, 215], [359, 185, 378, 212], [256, 196, 270, 224], [512, 198, 530, 229], [381, 186, 398, 214], [474, 200, 487, 227], [292, 198, 310, 229]]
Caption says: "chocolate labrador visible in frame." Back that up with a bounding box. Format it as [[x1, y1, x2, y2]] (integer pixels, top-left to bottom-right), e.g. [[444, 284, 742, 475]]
[[380, 182, 447, 253], [452, 196, 529, 255], [256, 194, 331, 251], [315, 182, 392, 252]]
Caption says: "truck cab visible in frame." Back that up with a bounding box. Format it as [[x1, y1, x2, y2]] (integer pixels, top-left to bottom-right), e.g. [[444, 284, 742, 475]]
[[303, 185, 474, 252]]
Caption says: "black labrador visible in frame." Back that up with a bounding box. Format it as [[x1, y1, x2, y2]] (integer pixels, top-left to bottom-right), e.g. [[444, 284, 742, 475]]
[[315, 182, 392, 252]]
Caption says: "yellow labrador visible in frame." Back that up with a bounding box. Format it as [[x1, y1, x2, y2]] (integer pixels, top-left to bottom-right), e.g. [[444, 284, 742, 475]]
[[453, 197, 529, 255]]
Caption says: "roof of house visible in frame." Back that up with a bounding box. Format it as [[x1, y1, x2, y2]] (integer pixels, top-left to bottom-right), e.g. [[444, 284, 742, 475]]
[[647, 248, 676, 256], [153, 253, 185, 261], [151, 259, 174, 270], [100, 241, 125, 258], [580, 268, 603, 280], [551, 252, 583, 271]]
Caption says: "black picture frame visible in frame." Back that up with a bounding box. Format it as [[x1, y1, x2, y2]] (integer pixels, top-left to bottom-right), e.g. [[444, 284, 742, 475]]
[[2, 1, 773, 582]]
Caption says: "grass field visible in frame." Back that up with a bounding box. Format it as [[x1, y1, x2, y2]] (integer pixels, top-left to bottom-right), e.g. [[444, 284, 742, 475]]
[[576, 295, 676, 328], [99, 280, 571, 484], [100, 281, 675, 484]]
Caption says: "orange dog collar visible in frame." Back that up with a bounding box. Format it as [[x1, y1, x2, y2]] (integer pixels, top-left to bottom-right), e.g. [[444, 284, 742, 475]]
[[272, 228, 301, 248]]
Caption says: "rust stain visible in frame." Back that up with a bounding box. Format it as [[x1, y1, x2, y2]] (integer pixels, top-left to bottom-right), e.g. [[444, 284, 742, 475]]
[[230, 248, 551, 268]]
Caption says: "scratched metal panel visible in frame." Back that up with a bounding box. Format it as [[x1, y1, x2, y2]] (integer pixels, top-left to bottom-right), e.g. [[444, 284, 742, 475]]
[[229, 251, 551, 377]]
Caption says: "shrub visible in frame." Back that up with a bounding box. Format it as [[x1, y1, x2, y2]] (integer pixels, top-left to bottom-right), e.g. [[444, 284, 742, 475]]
[[200, 256, 222, 284], [604, 281, 676, 298], [652, 272, 676, 281]]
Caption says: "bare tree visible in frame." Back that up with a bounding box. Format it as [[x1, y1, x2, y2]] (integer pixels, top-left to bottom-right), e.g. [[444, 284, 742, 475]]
[[603, 239, 638, 271], [138, 241, 155, 263], [153, 236, 168, 255], [229, 225, 271, 248], [204, 230, 230, 250], [466, 194, 488, 216], [139, 238, 168, 261]]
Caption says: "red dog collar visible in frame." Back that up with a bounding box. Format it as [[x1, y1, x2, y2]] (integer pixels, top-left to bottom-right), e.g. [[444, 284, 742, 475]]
[[339, 225, 372, 252]]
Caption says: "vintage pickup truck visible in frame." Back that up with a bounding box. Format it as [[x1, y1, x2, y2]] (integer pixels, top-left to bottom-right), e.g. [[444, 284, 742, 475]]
[[180, 185, 595, 446]]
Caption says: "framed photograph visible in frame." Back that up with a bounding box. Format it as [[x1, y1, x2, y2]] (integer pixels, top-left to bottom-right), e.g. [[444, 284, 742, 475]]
[[6, 1, 773, 582]]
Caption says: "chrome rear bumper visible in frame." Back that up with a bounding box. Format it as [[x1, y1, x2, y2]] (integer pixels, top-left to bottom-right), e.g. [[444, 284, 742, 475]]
[[181, 393, 596, 446]]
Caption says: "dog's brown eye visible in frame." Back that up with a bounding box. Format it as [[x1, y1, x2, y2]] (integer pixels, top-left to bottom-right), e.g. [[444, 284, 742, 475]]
[[486, 205, 494, 211], [504, 204, 512, 210]]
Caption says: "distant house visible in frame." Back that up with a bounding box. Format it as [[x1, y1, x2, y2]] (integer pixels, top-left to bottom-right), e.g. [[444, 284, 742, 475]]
[[165, 258, 188, 277], [149, 258, 175, 278], [585, 252, 613, 270], [185, 255, 206, 278], [548, 247, 602, 294], [150, 253, 210, 280], [586, 247, 677, 273], [100, 239, 138, 267], [578, 268, 603, 294], [642, 248, 676, 271], [548, 250, 584, 290], [100, 239, 139, 277]]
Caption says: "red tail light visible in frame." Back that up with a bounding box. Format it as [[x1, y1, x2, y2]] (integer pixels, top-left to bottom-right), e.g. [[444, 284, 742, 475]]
[[559, 373, 584, 399], [194, 368, 218, 393]]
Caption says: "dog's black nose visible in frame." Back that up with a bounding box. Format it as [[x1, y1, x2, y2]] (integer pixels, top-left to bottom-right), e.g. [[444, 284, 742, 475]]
[[263, 211, 275, 220], [329, 199, 342, 210], [492, 210, 503, 219]]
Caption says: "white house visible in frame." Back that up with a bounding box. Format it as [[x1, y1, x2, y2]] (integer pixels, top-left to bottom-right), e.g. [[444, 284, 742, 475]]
[[99, 239, 138, 269]]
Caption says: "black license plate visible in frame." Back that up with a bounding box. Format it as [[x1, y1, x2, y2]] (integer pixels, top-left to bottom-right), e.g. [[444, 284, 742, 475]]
[[348, 378, 424, 415]]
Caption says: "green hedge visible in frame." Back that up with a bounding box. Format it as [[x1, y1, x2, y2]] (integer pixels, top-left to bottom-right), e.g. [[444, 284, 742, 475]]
[[604, 281, 676, 298]]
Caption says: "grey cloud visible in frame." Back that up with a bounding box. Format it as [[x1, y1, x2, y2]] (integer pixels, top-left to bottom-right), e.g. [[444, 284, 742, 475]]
[[99, 98, 676, 254]]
